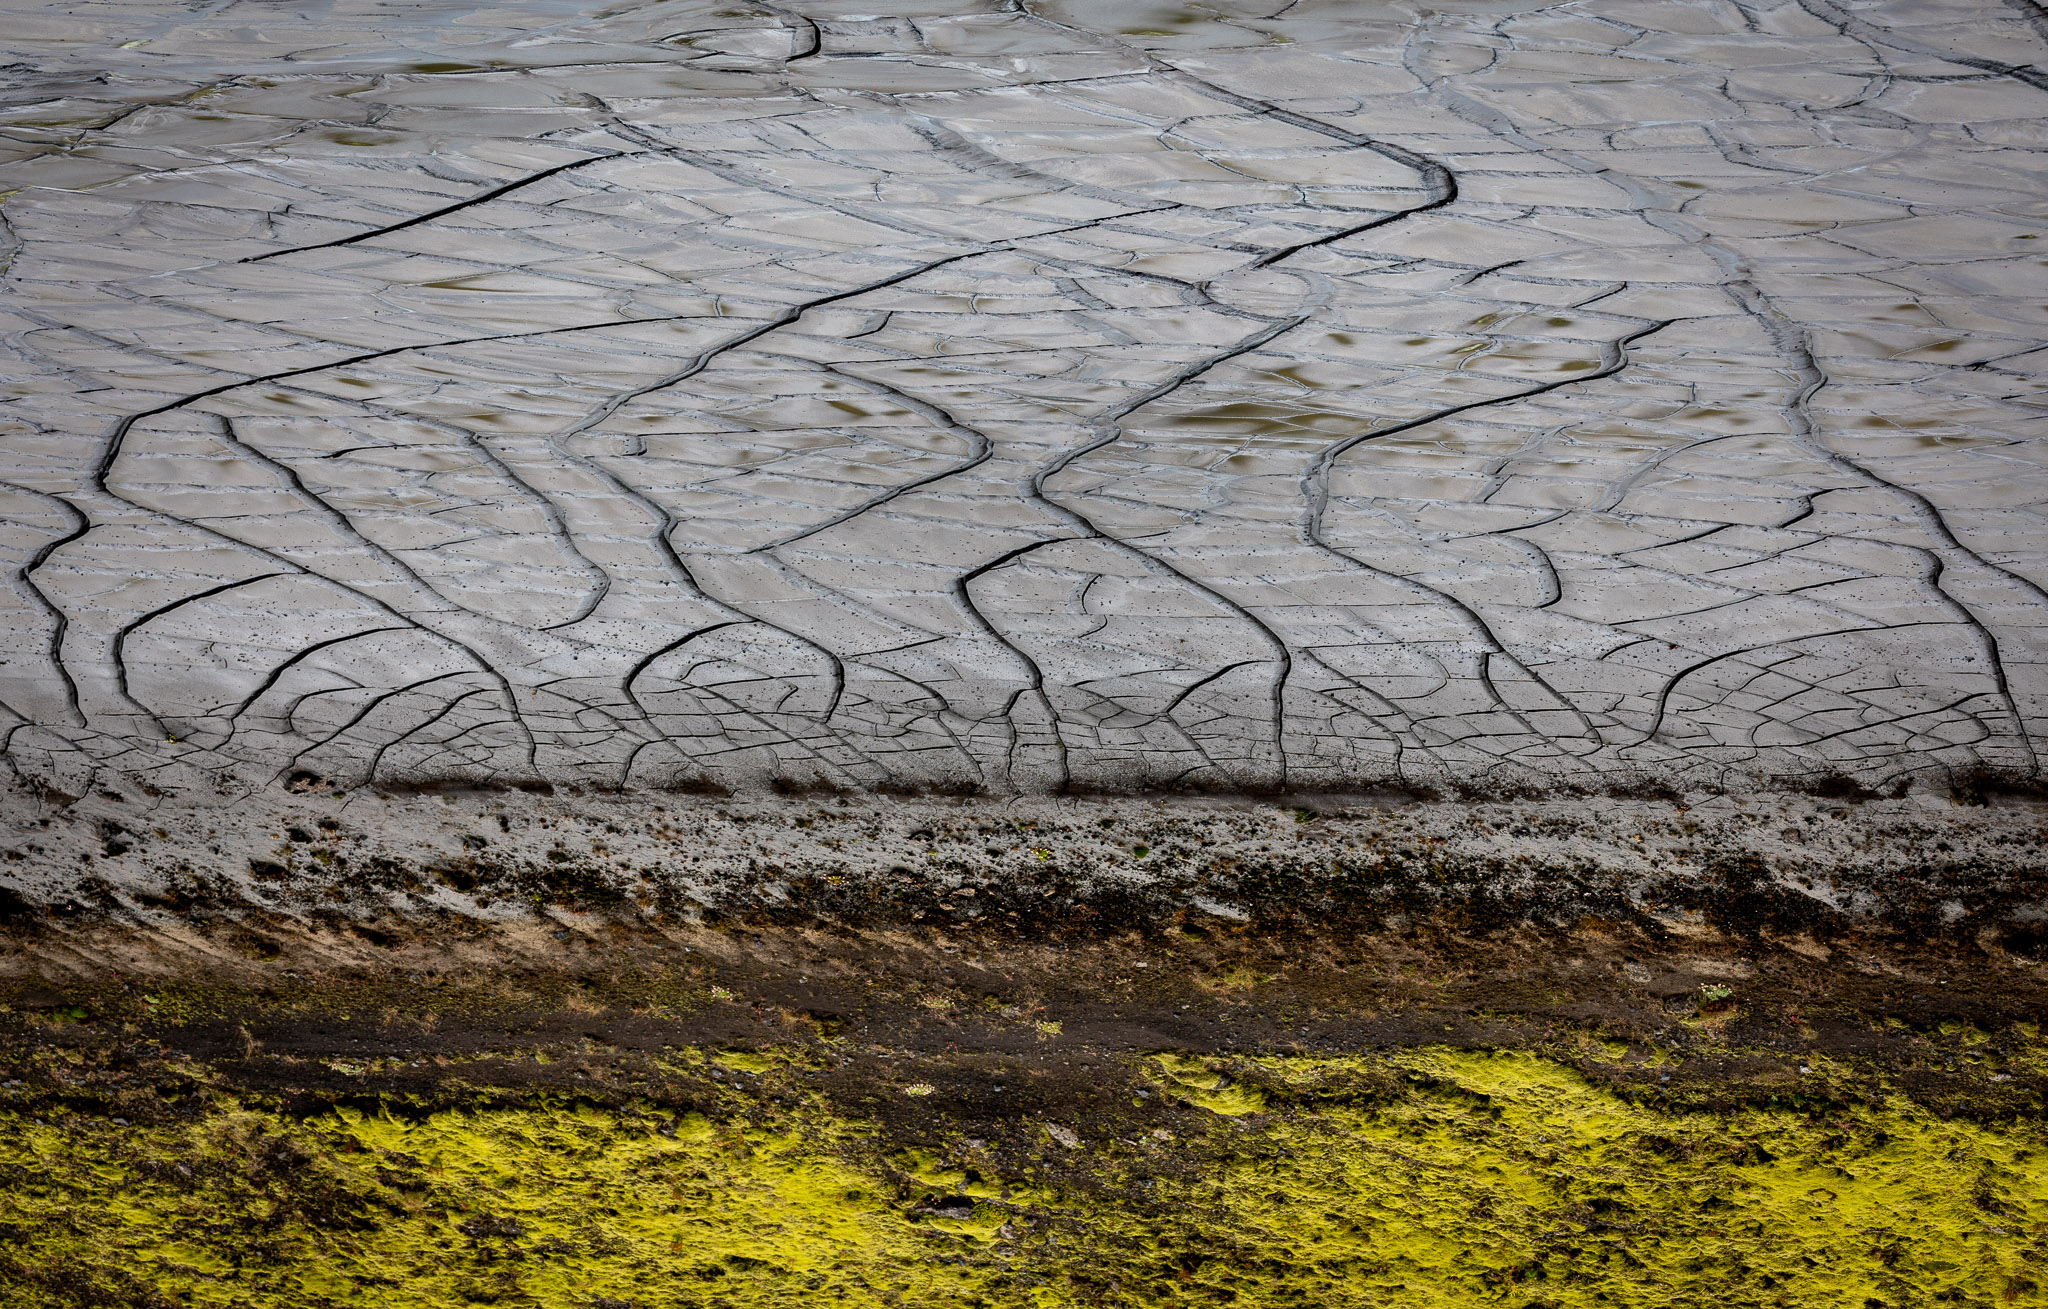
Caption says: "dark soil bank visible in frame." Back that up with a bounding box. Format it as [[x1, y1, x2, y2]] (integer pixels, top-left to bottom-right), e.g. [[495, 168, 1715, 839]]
[[2, 784, 2045, 1306]]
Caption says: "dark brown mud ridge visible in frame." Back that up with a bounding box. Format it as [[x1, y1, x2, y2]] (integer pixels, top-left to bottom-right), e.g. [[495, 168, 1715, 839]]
[[7, 910, 2047, 1126], [3, 785, 2045, 1131]]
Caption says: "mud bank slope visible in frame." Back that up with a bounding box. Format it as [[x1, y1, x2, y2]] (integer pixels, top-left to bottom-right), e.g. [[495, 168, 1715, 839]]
[[1, 783, 2045, 1305]]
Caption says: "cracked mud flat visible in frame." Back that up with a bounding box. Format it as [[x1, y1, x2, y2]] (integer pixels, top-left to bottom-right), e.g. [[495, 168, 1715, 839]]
[[4, 0, 2048, 1305], [5, 0, 2048, 798]]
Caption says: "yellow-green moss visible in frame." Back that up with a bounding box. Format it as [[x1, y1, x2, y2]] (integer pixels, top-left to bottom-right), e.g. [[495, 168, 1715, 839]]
[[2, 1049, 2044, 1307], [1123, 1050, 2048, 1305], [1150, 1051, 1269, 1115]]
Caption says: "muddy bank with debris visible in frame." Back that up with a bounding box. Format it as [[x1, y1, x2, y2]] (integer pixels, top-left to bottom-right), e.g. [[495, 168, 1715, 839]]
[[2, 780, 2046, 1112], [5, 779, 2048, 1072], [6, 780, 2048, 951], [3, 783, 2047, 1305]]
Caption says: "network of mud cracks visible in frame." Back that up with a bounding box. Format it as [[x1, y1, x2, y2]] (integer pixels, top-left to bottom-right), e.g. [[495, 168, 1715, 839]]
[[7, 0, 2048, 798]]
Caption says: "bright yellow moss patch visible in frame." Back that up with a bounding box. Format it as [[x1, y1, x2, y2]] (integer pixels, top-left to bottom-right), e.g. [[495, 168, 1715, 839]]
[[1150, 1050, 1269, 1115], [1128, 1050, 2048, 1305], [1, 1049, 2043, 1307]]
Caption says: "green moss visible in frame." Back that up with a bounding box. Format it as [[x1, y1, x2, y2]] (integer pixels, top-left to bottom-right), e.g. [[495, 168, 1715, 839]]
[[1123, 1050, 2048, 1304], [1150, 1051, 1269, 1115], [709, 1050, 779, 1074], [2, 1049, 2044, 1307], [0, 1100, 947, 1308]]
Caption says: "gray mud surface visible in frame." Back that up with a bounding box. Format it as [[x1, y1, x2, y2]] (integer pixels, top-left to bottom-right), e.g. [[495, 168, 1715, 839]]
[[3, 0, 2048, 799]]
